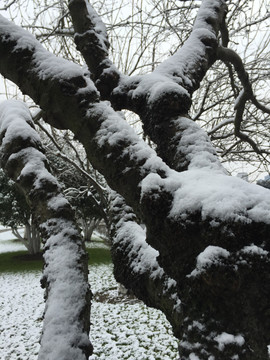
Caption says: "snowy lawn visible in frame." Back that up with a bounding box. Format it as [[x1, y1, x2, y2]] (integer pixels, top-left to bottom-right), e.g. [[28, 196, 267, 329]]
[[0, 227, 26, 253], [0, 232, 178, 359]]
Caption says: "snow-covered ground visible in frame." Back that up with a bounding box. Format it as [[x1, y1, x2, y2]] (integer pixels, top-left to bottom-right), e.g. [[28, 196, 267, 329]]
[[0, 231, 178, 359], [0, 227, 26, 253]]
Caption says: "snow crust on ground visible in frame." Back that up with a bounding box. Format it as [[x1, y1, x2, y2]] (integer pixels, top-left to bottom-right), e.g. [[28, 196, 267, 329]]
[[0, 271, 43, 360], [0, 239, 178, 360]]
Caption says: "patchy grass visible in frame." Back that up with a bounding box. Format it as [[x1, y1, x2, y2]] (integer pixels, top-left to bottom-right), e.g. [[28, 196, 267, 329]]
[[0, 251, 43, 273], [87, 247, 111, 265], [0, 264, 179, 360], [0, 242, 111, 273]]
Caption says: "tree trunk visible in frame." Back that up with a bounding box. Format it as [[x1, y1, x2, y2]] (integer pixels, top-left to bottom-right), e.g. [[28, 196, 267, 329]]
[[24, 222, 41, 254], [12, 222, 41, 254], [81, 218, 100, 242]]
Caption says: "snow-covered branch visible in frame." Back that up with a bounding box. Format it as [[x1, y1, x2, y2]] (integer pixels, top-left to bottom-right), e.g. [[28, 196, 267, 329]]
[[110, 191, 183, 338], [107, 0, 228, 170], [0, 100, 92, 360], [68, 0, 121, 97], [110, 0, 227, 108], [0, 14, 99, 131], [0, 14, 169, 215]]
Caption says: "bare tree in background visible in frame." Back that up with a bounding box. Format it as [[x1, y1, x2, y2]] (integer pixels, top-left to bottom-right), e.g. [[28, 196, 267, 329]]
[[0, 0, 270, 359]]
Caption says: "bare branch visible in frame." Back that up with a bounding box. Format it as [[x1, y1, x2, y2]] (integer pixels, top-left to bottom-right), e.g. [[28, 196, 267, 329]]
[[217, 46, 270, 156], [0, 0, 16, 11]]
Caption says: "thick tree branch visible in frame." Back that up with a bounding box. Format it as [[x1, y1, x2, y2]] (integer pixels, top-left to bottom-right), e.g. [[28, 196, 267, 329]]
[[110, 191, 183, 338], [111, 0, 227, 108], [0, 100, 92, 360], [68, 0, 228, 172], [0, 15, 170, 216], [109, 0, 227, 170], [68, 0, 121, 97]]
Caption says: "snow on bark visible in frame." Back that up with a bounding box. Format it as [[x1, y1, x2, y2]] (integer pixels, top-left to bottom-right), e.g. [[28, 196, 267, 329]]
[[94, 102, 169, 177], [214, 332, 245, 352], [0, 13, 99, 134], [0, 100, 92, 360], [106, 0, 228, 178], [152, 0, 226, 92], [0, 14, 93, 84], [68, 0, 120, 95], [189, 245, 230, 277], [69, 0, 109, 54], [169, 169, 270, 224], [92, 99, 270, 227], [39, 219, 91, 360], [111, 194, 163, 278], [240, 245, 269, 256], [109, 191, 182, 335], [83, 1, 109, 53], [111, 0, 226, 112], [170, 116, 226, 172]]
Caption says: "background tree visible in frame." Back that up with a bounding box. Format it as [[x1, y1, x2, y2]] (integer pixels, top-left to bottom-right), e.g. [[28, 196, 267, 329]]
[[0, 1, 270, 360], [0, 168, 41, 254]]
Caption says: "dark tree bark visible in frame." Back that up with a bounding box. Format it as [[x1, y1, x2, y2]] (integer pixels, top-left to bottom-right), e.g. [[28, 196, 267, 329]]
[[0, 0, 269, 358]]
